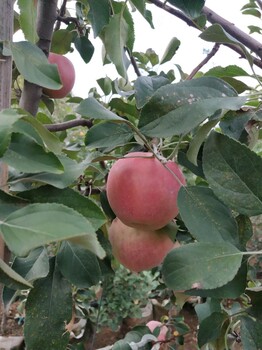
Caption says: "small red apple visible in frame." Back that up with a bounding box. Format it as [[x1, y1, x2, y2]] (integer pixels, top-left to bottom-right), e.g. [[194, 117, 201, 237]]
[[146, 320, 168, 341], [108, 218, 175, 272], [43, 52, 75, 99], [106, 152, 186, 230]]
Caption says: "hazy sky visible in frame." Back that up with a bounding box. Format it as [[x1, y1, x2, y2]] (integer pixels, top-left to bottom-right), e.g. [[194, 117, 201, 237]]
[[70, 0, 259, 97], [14, 1, 260, 97]]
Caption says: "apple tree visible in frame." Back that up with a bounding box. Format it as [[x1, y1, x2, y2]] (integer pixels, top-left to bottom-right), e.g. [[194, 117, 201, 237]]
[[1, 0, 262, 349]]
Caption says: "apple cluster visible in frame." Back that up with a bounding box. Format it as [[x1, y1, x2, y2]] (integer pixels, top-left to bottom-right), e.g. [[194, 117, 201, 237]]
[[106, 152, 186, 272]]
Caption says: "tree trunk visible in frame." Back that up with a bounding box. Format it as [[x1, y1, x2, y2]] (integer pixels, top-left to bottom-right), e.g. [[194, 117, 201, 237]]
[[0, 0, 14, 260]]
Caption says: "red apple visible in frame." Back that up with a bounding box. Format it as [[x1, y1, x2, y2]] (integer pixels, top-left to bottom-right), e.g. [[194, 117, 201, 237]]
[[108, 218, 175, 272], [43, 53, 75, 99], [146, 320, 168, 341], [106, 152, 186, 230]]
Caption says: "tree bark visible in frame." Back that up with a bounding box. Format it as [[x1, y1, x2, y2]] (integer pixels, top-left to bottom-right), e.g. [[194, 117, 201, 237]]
[[19, 0, 59, 116], [0, 0, 14, 261]]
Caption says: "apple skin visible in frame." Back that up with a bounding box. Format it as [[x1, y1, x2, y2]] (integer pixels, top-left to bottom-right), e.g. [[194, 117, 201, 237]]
[[106, 152, 186, 230], [43, 53, 75, 99], [146, 320, 168, 341], [108, 218, 175, 272]]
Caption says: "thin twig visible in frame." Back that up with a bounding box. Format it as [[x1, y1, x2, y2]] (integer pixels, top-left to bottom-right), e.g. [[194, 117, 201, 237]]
[[202, 6, 262, 59], [54, 0, 67, 31], [127, 49, 142, 77], [187, 43, 220, 80], [45, 118, 93, 132]]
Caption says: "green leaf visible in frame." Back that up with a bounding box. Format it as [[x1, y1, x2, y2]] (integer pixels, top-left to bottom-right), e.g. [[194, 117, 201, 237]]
[[0, 108, 25, 157], [109, 98, 139, 118], [76, 97, 124, 121], [129, 0, 154, 28], [24, 258, 72, 350], [166, 0, 205, 18], [19, 186, 106, 230], [178, 186, 239, 245], [200, 24, 253, 67], [186, 259, 247, 298], [11, 41, 62, 89], [240, 316, 262, 350], [97, 76, 112, 95], [0, 190, 28, 220], [87, 0, 110, 37], [113, 2, 135, 52], [134, 76, 170, 109], [85, 121, 134, 150], [11, 247, 49, 283], [50, 29, 74, 54], [242, 8, 261, 18], [204, 65, 250, 78], [112, 326, 152, 350], [162, 242, 243, 291], [74, 35, 94, 63], [0, 203, 105, 258], [2, 134, 64, 174], [15, 114, 62, 154], [10, 155, 86, 189], [203, 131, 262, 216], [160, 37, 181, 64], [102, 13, 130, 78], [198, 312, 227, 347], [237, 215, 253, 249], [223, 77, 251, 94], [195, 298, 222, 323], [139, 77, 246, 137], [0, 258, 33, 290], [246, 290, 262, 320], [248, 25, 262, 34], [17, 0, 38, 43], [57, 241, 101, 288]]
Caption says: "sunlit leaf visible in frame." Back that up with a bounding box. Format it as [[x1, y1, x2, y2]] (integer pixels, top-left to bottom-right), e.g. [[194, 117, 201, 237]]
[[139, 77, 246, 137], [11, 41, 62, 89], [0, 203, 105, 258], [0, 109, 25, 157], [0, 258, 33, 290], [19, 186, 106, 230], [17, 0, 38, 43], [2, 134, 64, 174], [76, 97, 124, 121], [85, 121, 134, 149], [160, 37, 181, 64]]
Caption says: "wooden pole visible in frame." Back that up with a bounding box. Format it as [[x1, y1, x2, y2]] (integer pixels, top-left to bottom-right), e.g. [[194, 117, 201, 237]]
[[0, 0, 14, 260]]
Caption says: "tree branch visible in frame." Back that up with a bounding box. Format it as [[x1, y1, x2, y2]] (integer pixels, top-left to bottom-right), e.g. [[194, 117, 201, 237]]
[[187, 43, 220, 80], [255, 0, 262, 11], [45, 118, 93, 132], [202, 6, 262, 59], [149, 0, 262, 70], [55, 0, 67, 31], [19, 0, 59, 116]]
